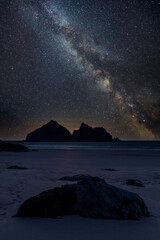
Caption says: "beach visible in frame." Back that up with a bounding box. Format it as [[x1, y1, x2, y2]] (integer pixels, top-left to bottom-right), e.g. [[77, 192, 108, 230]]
[[1, 145, 160, 239]]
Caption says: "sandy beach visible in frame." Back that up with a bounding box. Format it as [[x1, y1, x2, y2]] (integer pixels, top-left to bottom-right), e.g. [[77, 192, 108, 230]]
[[0, 147, 160, 239]]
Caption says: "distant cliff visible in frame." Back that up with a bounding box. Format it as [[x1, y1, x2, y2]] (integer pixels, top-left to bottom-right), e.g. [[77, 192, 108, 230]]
[[25, 121, 120, 142]]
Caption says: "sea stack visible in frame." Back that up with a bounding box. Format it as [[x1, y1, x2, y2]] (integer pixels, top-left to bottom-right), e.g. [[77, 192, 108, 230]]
[[26, 121, 120, 142], [26, 120, 73, 142], [73, 123, 113, 142]]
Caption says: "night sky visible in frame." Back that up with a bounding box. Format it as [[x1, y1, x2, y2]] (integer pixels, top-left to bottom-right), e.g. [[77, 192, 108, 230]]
[[0, 0, 160, 140]]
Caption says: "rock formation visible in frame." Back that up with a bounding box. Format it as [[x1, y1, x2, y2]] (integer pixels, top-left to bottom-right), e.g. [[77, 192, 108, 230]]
[[0, 140, 29, 152], [16, 176, 149, 220], [25, 121, 120, 142], [73, 123, 113, 141], [59, 174, 91, 181], [26, 120, 73, 142], [126, 179, 145, 187], [7, 165, 28, 170]]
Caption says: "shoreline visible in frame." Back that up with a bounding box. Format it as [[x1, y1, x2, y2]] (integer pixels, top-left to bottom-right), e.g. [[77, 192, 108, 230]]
[[1, 148, 160, 239]]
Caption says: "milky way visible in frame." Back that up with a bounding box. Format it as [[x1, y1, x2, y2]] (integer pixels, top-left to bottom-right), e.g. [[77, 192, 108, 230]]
[[0, 0, 160, 139]]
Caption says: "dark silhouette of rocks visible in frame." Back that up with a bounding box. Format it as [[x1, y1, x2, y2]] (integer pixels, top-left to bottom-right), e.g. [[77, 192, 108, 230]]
[[103, 168, 117, 171], [94, 127, 113, 141], [73, 123, 114, 142], [26, 120, 73, 142], [25, 121, 120, 142], [7, 165, 28, 170], [16, 176, 149, 220], [126, 179, 145, 187], [59, 174, 91, 181], [73, 123, 97, 141], [0, 140, 30, 152], [113, 137, 121, 142]]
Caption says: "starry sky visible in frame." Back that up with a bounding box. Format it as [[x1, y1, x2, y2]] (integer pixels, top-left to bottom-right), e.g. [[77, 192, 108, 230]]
[[0, 0, 160, 140]]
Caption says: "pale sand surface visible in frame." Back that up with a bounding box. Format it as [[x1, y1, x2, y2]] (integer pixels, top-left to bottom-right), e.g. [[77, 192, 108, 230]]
[[1, 149, 160, 239]]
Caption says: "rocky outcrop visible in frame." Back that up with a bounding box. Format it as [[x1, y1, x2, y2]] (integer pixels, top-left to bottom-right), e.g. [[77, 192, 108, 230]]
[[113, 137, 121, 142], [73, 123, 96, 141], [0, 140, 30, 152], [25, 121, 120, 142], [26, 120, 73, 142], [73, 123, 113, 142], [16, 176, 149, 220]]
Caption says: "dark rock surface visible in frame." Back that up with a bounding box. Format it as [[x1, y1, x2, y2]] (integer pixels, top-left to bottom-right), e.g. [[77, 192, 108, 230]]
[[73, 123, 96, 141], [0, 140, 30, 152], [26, 120, 73, 142], [103, 168, 117, 172], [113, 137, 121, 142], [126, 179, 145, 187], [94, 127, 113, 141], [59, 174, 91, 181], [73, 123, 113, 142], [25, 121, 120, 142], [7, 165, 28, 170], [16, 176, 149, 220]]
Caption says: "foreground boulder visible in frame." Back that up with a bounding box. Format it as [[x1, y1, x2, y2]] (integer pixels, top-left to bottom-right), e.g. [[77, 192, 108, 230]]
[[16, 176, 149, 220], [26, 120, 73, 142], [0, 140, 29, 152]]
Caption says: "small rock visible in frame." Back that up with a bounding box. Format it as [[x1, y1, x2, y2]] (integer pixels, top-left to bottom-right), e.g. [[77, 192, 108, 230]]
[[59, 174, 91, 181], [126, 179, 144, 187], [7, 165, 28, 170], [0, 140, 30, 152], [103, 168, 117, 171]]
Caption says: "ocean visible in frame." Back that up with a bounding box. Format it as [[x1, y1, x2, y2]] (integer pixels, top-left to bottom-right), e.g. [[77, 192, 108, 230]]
[[11, 141, 160, 151]]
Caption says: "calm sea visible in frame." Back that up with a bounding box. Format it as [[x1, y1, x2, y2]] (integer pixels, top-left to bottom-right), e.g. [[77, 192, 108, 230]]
[[10, 141, 160, 151]]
